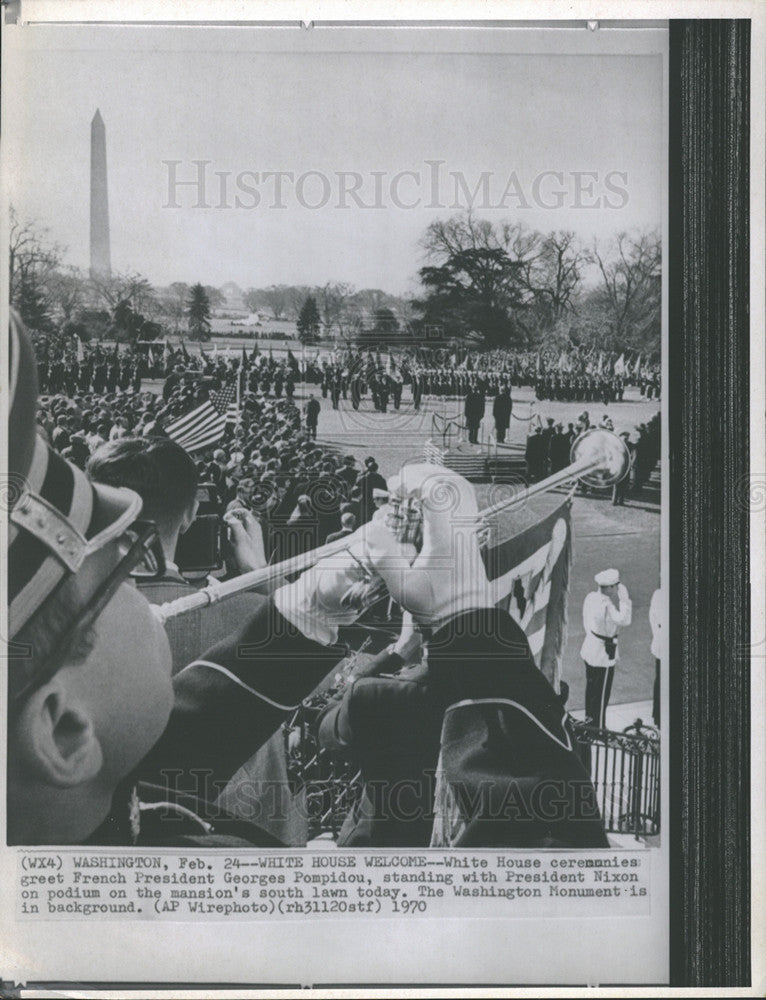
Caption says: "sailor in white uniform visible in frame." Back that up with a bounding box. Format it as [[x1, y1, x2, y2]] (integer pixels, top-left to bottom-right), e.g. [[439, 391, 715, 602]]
[[580, 568, 632, 729]]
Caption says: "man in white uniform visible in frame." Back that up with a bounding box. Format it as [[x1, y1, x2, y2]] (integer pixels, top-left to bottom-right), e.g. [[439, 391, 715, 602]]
[[580, 568, 632, 729]]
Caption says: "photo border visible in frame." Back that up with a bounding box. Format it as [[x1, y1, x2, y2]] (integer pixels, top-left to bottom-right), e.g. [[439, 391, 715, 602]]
[[0, 4, 760, 994]]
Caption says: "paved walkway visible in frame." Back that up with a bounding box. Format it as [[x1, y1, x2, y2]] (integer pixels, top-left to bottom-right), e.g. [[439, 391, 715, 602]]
[[569, 699, 656, 733]]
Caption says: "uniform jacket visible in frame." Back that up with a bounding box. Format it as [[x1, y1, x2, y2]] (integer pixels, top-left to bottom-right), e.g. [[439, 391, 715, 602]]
[[317, 607, 608, 849], [579, 586, 632, 666], [138, 593, 348, 802]]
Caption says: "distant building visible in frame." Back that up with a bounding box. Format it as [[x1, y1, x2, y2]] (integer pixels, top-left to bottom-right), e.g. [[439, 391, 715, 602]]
[[220, 282, 246, 311]]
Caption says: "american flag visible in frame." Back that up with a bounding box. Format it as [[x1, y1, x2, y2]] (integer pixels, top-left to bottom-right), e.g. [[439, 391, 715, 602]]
[[164, 379, 239, 453]]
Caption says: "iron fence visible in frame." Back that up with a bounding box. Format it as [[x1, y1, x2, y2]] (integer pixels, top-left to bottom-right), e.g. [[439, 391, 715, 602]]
[[570, 717, 661, 837]]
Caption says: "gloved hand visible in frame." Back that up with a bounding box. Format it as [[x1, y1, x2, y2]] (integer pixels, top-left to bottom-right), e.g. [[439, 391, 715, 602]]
[[273, 524, 417, 646], [365, 464, 494, 625], [391, 610, 423, 663]]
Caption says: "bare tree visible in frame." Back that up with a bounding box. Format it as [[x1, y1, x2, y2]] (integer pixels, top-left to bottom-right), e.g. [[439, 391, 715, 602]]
[[518, 231, 591, 330], [316, 281, 355, 337], [47, 266, 89, 323], [285, 285, 312, 320], [261, 285, 290, 320], [204, 285, 225, 311], [89, 270, 156, 314], [156, 282, 190, 332], [592, 230, 661, 349], [8, 206, 63, 307]]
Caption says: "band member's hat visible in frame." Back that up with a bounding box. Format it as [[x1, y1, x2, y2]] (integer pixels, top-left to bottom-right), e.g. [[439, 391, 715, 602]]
[[594, 568, 620, 586], [8, 312, 143, 639]]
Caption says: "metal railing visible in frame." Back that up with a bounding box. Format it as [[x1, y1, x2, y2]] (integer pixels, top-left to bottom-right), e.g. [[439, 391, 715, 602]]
[[430, 410, 491, 452], [569, 718, 660, 837]]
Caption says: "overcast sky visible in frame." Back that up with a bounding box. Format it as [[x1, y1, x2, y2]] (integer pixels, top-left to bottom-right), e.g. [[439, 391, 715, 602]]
[[4, 25, 664, 296]]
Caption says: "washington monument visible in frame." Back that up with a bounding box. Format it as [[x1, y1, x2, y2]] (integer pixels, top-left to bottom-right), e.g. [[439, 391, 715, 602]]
[[90, 109, 111, 277]]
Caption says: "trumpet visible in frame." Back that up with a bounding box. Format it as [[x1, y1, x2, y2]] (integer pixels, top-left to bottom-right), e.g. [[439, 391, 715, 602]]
[[152, 428, 630, 625]]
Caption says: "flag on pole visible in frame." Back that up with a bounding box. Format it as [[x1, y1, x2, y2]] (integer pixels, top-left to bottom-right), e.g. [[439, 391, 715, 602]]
[[613, 353, 626, 375], [180, 340, 190, 361], [75, 335, 85, 363], [241, 345, 249, 370]]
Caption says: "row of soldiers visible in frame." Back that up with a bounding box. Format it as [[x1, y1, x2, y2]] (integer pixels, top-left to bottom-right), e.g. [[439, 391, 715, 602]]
[[316, 364, 411, 412], [525, 420, 582, 481], [534, 371, 627, 404], [37, 350, 145, 396], [638, 372, 661, 400], [245, 364, 297, 399], [525, 412, 662, 498], [161, 357, 299, 402], [413, 370, 513, 398]]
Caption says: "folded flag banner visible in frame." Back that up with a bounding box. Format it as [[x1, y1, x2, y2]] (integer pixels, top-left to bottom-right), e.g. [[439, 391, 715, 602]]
[[483, 496, 573, 688]]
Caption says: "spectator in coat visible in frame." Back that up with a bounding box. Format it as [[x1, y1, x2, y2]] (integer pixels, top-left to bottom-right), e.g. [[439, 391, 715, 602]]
[[356, 457, 388, 524], [492, 386, 513, 443], [326, 511, 357, 543], [304, 395, 320, 440], [464, 384, 485, 444]]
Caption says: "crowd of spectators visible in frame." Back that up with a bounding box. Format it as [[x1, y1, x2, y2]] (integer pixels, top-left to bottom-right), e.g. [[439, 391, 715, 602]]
[[34, 363, 391, 573]]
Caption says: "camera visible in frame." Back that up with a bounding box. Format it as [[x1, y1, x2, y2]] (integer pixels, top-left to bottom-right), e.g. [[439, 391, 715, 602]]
[[175, 514, 225, 574]]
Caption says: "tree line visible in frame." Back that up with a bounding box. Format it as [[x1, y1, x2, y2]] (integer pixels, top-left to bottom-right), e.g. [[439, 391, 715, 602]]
[[410, 213, 660, 356], [8, 205, 659, 356]]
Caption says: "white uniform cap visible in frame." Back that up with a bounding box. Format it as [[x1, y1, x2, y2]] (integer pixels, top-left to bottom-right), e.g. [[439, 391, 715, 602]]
[[372, 488, 389, 500], [595, 568, 620, 586]]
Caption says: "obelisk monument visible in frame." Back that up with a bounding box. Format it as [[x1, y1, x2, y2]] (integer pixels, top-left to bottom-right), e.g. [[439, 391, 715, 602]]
[[90, 109, 111, 277]]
